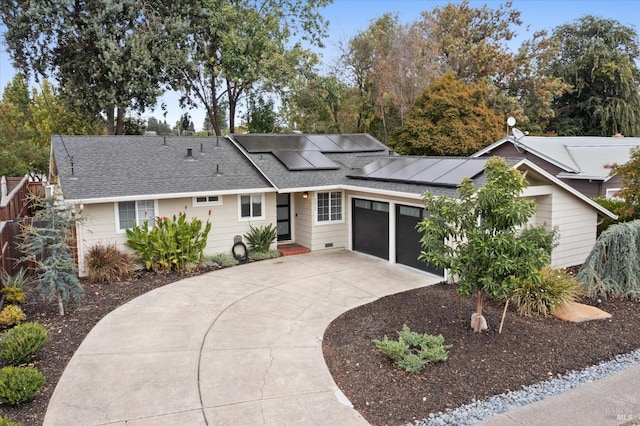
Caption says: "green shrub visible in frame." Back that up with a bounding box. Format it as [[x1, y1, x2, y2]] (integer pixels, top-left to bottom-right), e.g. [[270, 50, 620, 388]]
[[0, 287, 25, 305], [0, 366, 45, 405], [126, 210, 212, 272], [577, 220, 640, 299], [592, 196, 639, 235], [248, 249, 281, 261], [0, 322, 49, 366], [0, 416, 22, 426], [86, 243, 133, 283], [209, 252, 239, 267], [0, 269, 29, 305], [373, 324, 451, 373], [0, 306, 26, 328], [509, 266, 583, 316], [244, 224, 277, 253]]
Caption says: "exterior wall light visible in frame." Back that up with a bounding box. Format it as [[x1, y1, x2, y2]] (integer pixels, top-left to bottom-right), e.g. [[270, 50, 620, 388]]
[[302, 191, 309, 199]]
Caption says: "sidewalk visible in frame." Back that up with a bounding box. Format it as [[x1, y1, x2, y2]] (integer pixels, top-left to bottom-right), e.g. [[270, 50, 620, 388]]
[[43, 250, 438, 425], [478, 364, 640, 426]]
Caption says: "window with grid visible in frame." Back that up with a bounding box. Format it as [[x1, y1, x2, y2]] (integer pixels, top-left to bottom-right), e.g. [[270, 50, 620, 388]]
[[117, 200, 156, 231], [317, 191, 342, 222], [239, 194, 264, 219]]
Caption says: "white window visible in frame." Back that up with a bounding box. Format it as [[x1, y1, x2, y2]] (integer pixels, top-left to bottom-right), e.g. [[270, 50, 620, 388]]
[[606, 188, 621, 200], [193, 195, 223, 207], [116, 200, 156, 231], [317, 191, 343, 223], [239, 194, 264, 220]]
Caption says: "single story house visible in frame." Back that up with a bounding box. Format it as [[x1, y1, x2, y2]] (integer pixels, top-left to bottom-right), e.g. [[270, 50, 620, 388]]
[[49, 133, 615, 277], [472, 133, 640, 198]]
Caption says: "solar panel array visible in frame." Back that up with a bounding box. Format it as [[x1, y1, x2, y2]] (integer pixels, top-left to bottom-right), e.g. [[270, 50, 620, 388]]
[[349, 157, 488, 186], [232, 134, 387, 171]]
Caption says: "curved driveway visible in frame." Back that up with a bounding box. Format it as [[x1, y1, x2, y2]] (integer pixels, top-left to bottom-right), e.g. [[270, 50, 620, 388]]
[[43, 250, 439, 425]]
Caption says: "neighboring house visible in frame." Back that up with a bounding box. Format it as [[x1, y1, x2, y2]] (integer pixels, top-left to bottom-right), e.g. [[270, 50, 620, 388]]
[[472, 133, 640, 198], [50, 133, 616, 277]]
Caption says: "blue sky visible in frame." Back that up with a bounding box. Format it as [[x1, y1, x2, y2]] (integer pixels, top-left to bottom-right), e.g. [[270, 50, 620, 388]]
[[1, 0, 639, 130]]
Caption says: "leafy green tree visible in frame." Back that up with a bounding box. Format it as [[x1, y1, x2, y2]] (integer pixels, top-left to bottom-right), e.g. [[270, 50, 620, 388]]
[[547, 16, 640, 136], [159, 0, 329, 135], [0, 76, 103, 178], [17, 196, 83, 316], [607, 147, 640, 217], [0, 0, 167, 134], [418, 157, 555, 331], [247, 96, 278, 133], [146, 117, 173, 136], [390, 72, 504, 156]]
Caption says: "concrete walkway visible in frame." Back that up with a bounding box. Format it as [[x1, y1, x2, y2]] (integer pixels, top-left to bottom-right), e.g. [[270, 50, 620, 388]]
[[43, 250, 439, 425]]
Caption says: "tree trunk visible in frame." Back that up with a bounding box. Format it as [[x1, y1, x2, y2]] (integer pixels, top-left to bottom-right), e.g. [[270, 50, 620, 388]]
[[115, 107, 125, 135], [106, 105, 115, 135], [473, 288, 484, 332], [57, 292, 65, 316]]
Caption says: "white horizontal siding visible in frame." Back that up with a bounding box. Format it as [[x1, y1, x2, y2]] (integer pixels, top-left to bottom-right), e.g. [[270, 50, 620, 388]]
[[75, 193, 276, 276], [549, 189, 597, 267]]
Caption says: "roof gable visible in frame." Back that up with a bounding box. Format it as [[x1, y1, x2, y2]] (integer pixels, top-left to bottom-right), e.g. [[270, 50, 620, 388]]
[[473, 135, 640, 180]]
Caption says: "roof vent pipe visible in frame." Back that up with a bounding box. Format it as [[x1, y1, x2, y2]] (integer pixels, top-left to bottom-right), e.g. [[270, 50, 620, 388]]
[[163, 136, 167, 145], [200, 143, 204, 153], [187, 148, 193, 159]]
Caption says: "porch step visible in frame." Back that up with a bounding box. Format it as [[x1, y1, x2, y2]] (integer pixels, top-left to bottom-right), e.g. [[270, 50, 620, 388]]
[[278, 244, 311, 257]]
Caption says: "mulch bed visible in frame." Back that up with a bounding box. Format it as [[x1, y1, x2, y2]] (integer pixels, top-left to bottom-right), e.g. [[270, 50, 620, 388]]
[[322, 283, 640, 426], [1, 266, 639, 426]]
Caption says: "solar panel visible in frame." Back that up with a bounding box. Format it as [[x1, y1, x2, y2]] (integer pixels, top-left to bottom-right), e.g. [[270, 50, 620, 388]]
[[348, 134, 388, 151], [273, 150, 339, 170], [299, 151, 340, 169], [387, 158, 439, 180], [273, 150, 313, 170], [305, 135, 344, 152], [433, 159, 488, 185], [410, 159, 469, 183], [369, 158, 422, 178], [348, 157, 489, 186], [233, 134, 317, 152]]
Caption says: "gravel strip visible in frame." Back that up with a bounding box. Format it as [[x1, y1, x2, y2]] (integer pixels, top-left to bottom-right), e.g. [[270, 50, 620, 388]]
[[414, 348, 640, 426]]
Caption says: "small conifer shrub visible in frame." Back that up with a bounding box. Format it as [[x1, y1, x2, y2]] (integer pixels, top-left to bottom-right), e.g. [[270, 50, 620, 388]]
[[0, 306, 27, 328], [373, 325, 451, 373], [0, 322, 49, 366], [0, 366, 45, 405]]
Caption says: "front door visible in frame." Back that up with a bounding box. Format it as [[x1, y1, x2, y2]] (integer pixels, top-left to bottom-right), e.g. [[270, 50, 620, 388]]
[[276, 193, 291, 241]]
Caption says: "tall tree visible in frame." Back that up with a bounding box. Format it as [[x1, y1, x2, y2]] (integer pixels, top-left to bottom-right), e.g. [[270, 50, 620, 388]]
[[547, 15, 640, 136], [390, 72, 504, 156], [0, 76, 103, 178], [0, 0, 168, 134], [423, 0, 522, 86], [246, 96, 278, 133], [160, 0, 329, 135], [341, 13, 399, 135]]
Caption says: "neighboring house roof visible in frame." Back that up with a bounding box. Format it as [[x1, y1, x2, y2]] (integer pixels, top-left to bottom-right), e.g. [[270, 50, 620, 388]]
[[472, 135, 640, 181], [50, 135, 273, 203]]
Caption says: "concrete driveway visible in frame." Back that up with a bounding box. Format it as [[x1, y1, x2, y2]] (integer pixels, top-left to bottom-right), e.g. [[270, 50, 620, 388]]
[[43, 250, 439, 425]]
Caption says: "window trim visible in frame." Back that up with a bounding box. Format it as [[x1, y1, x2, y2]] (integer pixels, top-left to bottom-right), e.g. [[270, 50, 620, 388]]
[[237, 193, 266, 221], [115, 200, 158, 233], [315, 190, 344, 224], [605, 188, 621, 200], [193, 194, 223, 207]]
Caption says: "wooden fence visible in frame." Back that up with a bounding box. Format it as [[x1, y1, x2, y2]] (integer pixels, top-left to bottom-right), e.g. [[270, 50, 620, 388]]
[[0, 176, 45, 277]]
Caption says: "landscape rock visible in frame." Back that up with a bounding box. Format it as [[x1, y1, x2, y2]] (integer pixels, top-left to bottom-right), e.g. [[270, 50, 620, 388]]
[[552, 301, 612, 322]]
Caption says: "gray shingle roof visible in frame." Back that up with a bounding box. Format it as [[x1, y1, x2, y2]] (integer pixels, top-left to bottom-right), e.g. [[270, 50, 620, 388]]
[[228, 134, 514, 199], [473, 135, 640, 180], [51, 135, 273, 202]]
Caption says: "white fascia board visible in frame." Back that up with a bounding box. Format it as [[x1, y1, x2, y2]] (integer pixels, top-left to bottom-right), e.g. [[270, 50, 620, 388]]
[[471, 137, 510, 157], [63, 187, 276, 205], [514, 159, 617, 220], [340, 184, 424, 201], [521, 185, 553, 197]]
